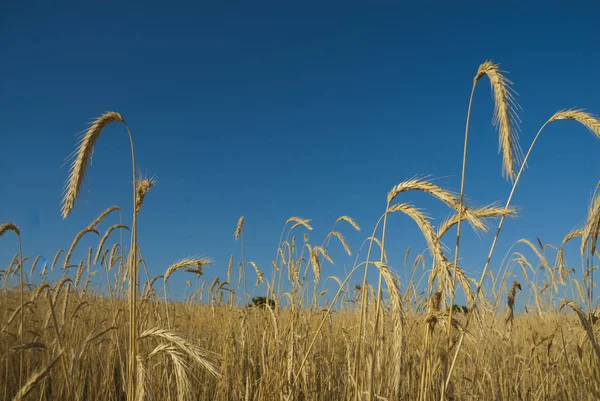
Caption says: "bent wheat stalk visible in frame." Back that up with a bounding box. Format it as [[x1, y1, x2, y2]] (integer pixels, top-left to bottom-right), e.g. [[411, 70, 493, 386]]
[[61, 111, 139, 401], [95, 224, 130, 264], [163, 258, 212, 327]]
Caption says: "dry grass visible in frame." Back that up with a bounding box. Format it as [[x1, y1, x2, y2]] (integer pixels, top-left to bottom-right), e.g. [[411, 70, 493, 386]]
[[2, 286, 599, 400]]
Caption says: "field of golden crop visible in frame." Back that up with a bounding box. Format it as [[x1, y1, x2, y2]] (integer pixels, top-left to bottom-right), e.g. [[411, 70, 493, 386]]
[[3, 60, 600, 400]]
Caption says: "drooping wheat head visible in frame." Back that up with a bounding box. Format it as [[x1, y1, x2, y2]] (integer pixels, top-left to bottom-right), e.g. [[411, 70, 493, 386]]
[[387, 202, 446, 270], [475, 61, 522, 180], [164, 257, 212, 283], [86, 205, 120, 229], [548, 109, 600, 137], [505, 280, 522, 331], [437, 205, 518, 239], [0, 223, 20, 237], [326, 231, 352, 256], [95, 224, 130, 264], [286, 217, 313, 231], [64, 227, 100, 269], [336, 215, 361, 231], [61, 111, 126, 218], [388, 177, 485, 233]]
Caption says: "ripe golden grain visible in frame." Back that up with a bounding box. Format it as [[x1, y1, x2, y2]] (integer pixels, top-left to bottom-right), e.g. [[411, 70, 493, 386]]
[[235, 216, 245, 240], [61, 112, 125, 218], [135, 177, 157, 216], [87, 205, 120, 229], [475, 61, 522, 180], [95, 224, 130, 264], [164, 258, 212, 283]]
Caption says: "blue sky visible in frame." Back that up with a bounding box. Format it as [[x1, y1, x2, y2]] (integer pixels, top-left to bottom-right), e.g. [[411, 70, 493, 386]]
[[2, 1, 600, 307]]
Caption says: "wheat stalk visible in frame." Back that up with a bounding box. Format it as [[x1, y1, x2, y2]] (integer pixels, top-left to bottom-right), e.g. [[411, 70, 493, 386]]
[[61, 110, 142, 400], [286, 217, 313, 231], [235, 216, 245, 240], [374, 262, 404, 396], [135, 354, 147, 401], [388, 177, 485, 233], [475, 61, 522, 180], [108, 243, 121, 271], [62, 112, 124, 217], [327, 231, 352, 256], [505, 281, 522, 333], [0, 223, 20, 237], [388, 203, 446, 269], [561, 300, 600, 363], [95, 224, 130, 264], [135, 176, 157, 215], [164, 258, 212, 283], [11, 351, 63, 401], [28, 255, 41, 277], [249, 262, 264, 285], [336, 215, 361, 231], [87, 205, 120, 229], [437, 205, 517, 239], [148, 344, 191, 401], [11, 342, 46, 353], [562, 228, 584, 245], [139, 327, 221, 378], [64, 227, 99, 269], [50, 249, 63, 271], [443, 60, 521, 395], [548, 109, 600, 136]]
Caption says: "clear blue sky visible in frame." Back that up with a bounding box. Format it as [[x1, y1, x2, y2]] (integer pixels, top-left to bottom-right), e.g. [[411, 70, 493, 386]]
[[2, 1, 600, 306]]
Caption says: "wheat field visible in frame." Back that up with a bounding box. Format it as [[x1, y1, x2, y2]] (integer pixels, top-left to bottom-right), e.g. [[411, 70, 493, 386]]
[[2, 60, 600, 401]]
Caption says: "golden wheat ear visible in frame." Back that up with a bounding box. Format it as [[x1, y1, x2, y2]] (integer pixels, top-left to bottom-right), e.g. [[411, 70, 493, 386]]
[[164, 257, 213, 283], [135, 176, 157, 215], [0, 223, 20, 237], [61, 111, 125, 219], [476, 61, 522, 181], [548, 109, 600, 136], [234, 216, 245, 240]]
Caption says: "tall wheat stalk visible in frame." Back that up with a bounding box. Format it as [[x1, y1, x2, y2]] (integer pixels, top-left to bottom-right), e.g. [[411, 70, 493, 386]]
[[235, 217, 247, 306], [442, 61, 520, 400], [61, 111, 139, 401]]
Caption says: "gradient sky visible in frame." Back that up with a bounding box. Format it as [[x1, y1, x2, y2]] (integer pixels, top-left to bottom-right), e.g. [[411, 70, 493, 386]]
[[2, 1, 600, 306]]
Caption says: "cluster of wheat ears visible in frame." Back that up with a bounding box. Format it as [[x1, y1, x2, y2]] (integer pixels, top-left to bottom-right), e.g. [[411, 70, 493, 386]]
[[2, 60, 600, 400]]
